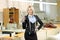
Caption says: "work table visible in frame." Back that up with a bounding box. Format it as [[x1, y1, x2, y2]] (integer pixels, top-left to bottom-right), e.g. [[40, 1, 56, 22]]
[[0, 29, 25, 40]]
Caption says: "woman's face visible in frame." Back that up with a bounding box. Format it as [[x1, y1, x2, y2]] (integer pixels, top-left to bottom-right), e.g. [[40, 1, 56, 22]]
[[28, 8, 33, 15]]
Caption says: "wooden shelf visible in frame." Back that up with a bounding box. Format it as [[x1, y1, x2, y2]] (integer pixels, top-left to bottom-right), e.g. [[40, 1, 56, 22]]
[[3, 8, 19, 28]]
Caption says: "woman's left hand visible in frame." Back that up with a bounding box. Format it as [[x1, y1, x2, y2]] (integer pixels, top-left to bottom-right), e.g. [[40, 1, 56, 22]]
[[35, 29, 38, 32]]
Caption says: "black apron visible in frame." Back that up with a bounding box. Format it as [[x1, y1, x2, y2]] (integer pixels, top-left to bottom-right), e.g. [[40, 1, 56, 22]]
[[25, 21, 37, 40]]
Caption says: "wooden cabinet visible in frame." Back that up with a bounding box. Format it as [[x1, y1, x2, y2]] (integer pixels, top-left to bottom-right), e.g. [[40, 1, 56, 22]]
[[3, 7, 19, 28]]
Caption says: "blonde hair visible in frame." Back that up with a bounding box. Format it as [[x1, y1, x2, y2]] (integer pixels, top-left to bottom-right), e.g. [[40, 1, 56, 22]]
[[27, 5, 35, 15]]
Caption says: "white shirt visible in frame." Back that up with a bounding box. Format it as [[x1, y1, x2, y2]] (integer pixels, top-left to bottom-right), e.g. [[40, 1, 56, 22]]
[[28, 15, 36, 23]]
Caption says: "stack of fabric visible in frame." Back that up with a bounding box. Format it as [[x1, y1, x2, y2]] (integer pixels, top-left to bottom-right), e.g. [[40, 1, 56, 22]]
[[47, 32, 60, 40], [44, 22, 57, 28]]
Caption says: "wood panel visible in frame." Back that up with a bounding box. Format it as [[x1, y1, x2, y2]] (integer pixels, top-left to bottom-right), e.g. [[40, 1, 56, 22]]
[[3, 8, 9, 27]]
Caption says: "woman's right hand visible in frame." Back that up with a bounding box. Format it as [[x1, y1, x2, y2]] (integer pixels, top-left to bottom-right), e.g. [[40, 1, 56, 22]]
[[22, 17, 26, 22]]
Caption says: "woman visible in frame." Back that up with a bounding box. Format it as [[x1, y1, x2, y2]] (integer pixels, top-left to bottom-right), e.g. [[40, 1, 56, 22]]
[[22, 6, 43, 40]]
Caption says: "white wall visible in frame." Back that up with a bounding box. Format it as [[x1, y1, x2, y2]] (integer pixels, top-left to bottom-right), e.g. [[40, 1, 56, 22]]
[[0, 0, 7, 12]]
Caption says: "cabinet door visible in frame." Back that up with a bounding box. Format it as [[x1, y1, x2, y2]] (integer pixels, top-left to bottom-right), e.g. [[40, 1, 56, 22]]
[[3, 8, 9, 27], [15, 9, 19, 24]]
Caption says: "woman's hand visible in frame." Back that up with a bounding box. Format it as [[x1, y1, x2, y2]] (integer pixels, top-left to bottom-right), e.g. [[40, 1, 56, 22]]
[[35, 26, 39, 32], [22, 17, 26, 22], [35, 29, 38, 32]]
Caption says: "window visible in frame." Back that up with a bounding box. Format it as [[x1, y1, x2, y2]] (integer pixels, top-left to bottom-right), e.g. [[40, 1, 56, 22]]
[[10, 0, 57, 11]]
